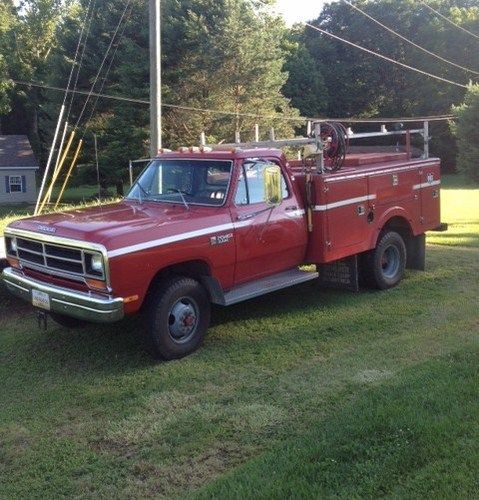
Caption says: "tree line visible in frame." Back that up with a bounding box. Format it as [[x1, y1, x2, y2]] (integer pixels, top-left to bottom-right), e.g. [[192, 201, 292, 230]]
[[0, 0, 478, 192]]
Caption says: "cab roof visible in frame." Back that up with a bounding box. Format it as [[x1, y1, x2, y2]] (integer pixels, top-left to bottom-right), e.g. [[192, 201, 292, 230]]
[[153, 148, 285, 162]]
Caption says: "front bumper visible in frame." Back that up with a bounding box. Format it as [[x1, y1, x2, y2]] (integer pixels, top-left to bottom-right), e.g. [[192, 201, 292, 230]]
[[2, 267, 124, 323]]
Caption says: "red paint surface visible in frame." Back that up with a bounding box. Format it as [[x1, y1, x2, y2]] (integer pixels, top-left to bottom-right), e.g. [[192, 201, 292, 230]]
[[8, 149, 441, 314]]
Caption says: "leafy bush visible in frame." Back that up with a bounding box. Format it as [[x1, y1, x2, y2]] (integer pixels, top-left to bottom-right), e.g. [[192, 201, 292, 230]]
[[452, 85, 479, 183]]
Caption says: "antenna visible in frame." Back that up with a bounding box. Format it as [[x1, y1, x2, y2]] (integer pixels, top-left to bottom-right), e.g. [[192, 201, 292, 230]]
[[93, 133, 102, 207]]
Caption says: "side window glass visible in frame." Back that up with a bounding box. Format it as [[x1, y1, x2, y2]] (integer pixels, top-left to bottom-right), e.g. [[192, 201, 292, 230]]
[[245, 161, 266, 204], [235, 160, 290, 205], [234, 167, 248, 205]]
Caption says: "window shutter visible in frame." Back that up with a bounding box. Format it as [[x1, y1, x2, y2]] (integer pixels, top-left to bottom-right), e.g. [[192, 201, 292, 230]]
[[21, 175, 26, 193], [5, 176, 10, 194]]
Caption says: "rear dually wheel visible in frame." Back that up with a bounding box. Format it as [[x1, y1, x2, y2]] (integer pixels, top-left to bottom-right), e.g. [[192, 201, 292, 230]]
[[363, 230, 407, 290]]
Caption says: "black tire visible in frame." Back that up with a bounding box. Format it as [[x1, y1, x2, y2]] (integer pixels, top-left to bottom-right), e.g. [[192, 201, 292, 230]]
[[144, 276, 210, 360], [363, 230, 406, 290], [49, 312, 87, 328]]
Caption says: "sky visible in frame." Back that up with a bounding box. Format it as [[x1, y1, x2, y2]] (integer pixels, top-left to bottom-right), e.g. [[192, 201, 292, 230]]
[[11, 0, 334, 26], [274, 0, 335, 25]]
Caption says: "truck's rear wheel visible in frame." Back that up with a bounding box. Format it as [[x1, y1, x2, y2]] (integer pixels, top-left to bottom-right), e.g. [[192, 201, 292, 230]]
[[363, 230, 406, 290], [144, 276, 210, 360]]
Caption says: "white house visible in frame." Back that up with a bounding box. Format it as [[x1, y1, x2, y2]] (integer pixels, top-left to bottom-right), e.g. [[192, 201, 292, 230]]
[[0, 135, 39, 204]]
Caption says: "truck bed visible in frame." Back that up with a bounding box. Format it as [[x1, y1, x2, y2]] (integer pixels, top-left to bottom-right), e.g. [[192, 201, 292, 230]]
[[290, 154, 441, 264]]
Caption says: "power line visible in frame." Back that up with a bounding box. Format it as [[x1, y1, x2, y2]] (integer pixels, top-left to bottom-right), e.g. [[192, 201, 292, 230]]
[[12, 79, 455, 123], [74, 0, 133, 129], [342, 0, 479, 76], [420, 1, 479, 41], [81, 2, 133, 138], [66, 0, 96, 121], [60, 0, 94, 111], [305, 23, 468, 89]]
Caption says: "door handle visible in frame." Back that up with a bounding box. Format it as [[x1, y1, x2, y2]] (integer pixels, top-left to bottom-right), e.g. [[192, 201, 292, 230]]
[[236, 213, 254, 221], [236, 207, 273, 221], [285, 206, 298, 211]]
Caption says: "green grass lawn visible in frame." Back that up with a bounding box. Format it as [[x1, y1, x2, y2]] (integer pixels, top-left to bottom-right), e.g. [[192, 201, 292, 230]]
[[0, 174, 478, 498]]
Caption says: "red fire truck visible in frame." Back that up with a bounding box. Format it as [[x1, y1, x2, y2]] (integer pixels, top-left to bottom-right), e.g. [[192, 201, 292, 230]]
[[2, 122, 443, 359]]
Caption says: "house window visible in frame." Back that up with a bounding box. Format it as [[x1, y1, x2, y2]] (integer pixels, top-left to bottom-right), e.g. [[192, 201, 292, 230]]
[[9, 175, 22, 193]]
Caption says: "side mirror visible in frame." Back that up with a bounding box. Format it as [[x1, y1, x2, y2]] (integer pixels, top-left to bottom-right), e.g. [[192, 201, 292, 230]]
[[263, 165, 283, 206]]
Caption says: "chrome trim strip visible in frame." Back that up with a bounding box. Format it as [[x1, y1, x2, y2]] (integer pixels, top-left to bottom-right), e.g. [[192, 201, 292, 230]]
[[51, 298, 119, 315], [314, 194, 377, 212], [413, 180, 441, 190], [3, 279, 29, 293], [17, 261, 86, 284]]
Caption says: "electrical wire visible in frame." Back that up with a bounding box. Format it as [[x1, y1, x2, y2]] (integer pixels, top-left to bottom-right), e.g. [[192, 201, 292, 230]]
[[342, 0, 479, 76], [59, 0, 93, 111], [12, 79, 456, 123], [73, 0, 132, 129], [66, 0, 96, 121], [305, 23, 468, 88], [420, 1, 479, 41], [80, 2, 133, 139]]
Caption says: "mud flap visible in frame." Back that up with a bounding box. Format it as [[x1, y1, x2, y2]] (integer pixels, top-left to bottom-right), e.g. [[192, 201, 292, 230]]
[[318, 255, 359, 292], [406, 233, 426, 271]]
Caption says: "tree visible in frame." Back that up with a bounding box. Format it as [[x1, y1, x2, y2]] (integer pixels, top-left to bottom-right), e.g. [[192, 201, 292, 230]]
[[161, 0, 300, 146], [452, 84, 479, 183], [43, 0, 300, 193], [282, 28, 329, 118], [292, 0, 479, 170], [0, 0, 65, 157]]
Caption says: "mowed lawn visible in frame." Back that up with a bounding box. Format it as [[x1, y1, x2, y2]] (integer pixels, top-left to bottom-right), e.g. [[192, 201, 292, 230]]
[[0, 175, 478, 498]]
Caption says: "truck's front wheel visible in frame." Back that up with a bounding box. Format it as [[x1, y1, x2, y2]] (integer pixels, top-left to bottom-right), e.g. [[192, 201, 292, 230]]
[[144, 276, 210, 360], [363, 230, 406, 290]]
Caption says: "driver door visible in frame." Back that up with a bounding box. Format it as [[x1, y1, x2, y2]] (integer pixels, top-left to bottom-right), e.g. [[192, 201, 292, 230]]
[[230, 159, 307, 285]]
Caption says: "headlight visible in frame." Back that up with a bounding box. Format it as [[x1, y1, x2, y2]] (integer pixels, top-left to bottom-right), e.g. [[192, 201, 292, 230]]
[[90, 253, 104, 273], [10, 237, 17, 252]]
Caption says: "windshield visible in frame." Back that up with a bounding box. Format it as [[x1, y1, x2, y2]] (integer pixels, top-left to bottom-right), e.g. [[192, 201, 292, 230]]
[[126, 159, 232, 206]]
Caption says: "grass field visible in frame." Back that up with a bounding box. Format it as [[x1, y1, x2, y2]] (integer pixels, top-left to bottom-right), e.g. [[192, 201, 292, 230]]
[[0, 175, 478, 498]]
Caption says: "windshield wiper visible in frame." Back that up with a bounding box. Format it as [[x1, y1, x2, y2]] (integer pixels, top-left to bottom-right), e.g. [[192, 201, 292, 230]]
[[131, 178, 150, 204], [167, 188, 190, 210]]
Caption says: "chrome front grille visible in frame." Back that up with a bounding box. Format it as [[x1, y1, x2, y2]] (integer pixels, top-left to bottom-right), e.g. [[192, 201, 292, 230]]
[[5, 235, 105, 281]]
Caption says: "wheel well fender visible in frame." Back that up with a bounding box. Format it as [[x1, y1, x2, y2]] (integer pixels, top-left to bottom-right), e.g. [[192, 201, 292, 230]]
[[372, 213, 425, 270], [371, 208, 414, 248], [144, 260, 223, 305]]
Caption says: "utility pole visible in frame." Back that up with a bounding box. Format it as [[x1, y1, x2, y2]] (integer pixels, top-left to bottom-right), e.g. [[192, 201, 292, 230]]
[[149, 0, 162, 156]]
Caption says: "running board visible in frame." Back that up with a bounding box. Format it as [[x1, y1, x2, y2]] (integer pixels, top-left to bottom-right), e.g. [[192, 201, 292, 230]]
[[222, 268, 318, 306]]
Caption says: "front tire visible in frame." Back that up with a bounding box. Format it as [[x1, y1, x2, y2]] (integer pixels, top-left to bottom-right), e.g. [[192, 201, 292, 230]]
[[363, 230, 406, 290], [144, 276, 210, 360]]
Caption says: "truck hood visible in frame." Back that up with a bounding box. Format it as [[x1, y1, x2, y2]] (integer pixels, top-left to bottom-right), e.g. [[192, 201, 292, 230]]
[[8, 201, 230, 253]]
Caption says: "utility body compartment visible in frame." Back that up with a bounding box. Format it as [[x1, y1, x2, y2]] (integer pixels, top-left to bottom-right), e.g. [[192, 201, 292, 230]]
[[290, 154, 441, 265]]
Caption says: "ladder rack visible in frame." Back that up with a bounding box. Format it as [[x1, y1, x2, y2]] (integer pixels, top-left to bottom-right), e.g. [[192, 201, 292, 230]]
[[204, 120, 430, 162]]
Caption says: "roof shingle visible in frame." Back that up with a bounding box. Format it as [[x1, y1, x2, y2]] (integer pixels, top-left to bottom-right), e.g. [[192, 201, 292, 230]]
[[0, 135, 39, 168]]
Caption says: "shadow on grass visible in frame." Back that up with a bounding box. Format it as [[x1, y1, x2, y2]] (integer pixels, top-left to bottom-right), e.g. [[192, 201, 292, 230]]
[[0, 244, 467, 378], [194, 349, 479, 498]]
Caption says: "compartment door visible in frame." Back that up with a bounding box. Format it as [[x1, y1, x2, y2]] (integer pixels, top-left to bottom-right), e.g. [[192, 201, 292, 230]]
[[420, 164, 441, 228], [325, 178, 369, 252]]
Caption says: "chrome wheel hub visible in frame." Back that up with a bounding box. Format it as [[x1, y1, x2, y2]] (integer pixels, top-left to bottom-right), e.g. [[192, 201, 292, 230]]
[[168, 297, 199, 343], [381, 245, 400, 279]]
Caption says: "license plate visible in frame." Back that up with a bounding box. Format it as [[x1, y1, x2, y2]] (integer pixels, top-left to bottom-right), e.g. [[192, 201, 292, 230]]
[[32, 289, 51, 311]]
